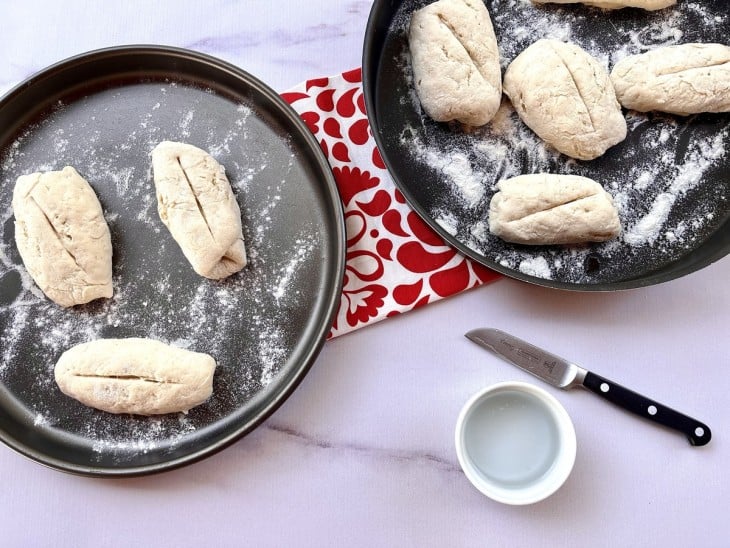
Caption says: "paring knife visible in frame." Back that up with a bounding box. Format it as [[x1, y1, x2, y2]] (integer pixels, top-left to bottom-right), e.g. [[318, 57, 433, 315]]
[[465, 328, 711, 447]]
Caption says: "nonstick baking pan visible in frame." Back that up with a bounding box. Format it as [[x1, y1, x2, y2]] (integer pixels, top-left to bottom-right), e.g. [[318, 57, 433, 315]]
[[363, 0, 730, 290], [0, 46, 345, 476]]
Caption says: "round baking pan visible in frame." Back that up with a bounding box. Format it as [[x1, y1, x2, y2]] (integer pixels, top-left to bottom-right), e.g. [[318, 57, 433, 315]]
[[363, 0, 730, 290], [0, 46, 345, 476]]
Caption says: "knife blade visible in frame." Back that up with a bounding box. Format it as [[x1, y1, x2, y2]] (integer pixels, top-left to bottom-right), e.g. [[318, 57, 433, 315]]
[[465, 328, 711, 447]]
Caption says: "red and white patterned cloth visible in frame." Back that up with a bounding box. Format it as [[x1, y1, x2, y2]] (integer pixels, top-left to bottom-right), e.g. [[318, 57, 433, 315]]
[[282, 68, 500, 338]]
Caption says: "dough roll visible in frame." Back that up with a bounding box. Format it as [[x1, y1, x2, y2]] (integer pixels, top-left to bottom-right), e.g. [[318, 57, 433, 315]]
[[489, 174, 621, 245], [530, 0, 675, 10], [610, 43, 730, 115], [503, 39, 627, 161], [55, 338, 216, 415], [12, 166, 113, 307], [409, 0, 502, 127], [152, 141, 247, 279]]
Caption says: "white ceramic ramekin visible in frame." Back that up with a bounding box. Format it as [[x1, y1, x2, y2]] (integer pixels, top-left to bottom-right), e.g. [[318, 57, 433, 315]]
[[455, 381, 576, 505]]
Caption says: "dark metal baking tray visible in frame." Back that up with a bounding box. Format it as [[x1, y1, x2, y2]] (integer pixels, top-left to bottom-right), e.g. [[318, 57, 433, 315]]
[[0, 46, 345, 476], [363, 0, 730, 290]]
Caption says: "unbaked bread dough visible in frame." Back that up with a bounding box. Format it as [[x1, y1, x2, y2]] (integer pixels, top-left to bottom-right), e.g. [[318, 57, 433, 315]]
[[54, 338, 216, 415], [503, 39, 627, 160], [610, 43, 730, 115], [152, 141, 246, 279], [12, 166, 113, 307], [531, 0, 675, 10], [409, 0, 502, 127], [489, 174, 621, 245]]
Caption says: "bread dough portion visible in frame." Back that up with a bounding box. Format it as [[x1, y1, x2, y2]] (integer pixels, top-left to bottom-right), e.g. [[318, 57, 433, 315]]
[[531, 0, 675, 10], [611, 43, 730, 115], [503, 39, 627, 160], [409, 0, 502, 127], [152, 141, 246, 279], [489, 174, 621, 245], [54, 338, 216, 415], [12, 166, 113, 307]]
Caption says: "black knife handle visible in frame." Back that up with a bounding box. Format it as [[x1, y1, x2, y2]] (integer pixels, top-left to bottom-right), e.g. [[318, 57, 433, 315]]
[[583, 371, 711, 446]]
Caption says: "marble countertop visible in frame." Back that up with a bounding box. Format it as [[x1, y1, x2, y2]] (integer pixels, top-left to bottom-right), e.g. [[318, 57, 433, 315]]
[[1, 1, 728, 546]]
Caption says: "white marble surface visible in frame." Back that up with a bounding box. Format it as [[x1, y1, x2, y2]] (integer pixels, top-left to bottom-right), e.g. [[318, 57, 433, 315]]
[[1, 1, 729, 546]]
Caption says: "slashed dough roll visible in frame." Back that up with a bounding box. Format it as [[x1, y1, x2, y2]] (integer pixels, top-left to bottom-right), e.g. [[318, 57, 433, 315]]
[[610, 43, 730, 115], [531, 0, 675, 10], [54, 338, 216, 415], [503, 39, 627, 160], [409, 0, 502, 127], [489, 174, 621, 245], [152, 141, 246, 279], [12, 166, 113, 307]]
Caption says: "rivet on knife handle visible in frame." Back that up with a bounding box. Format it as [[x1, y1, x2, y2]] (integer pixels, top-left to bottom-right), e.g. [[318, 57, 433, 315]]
[[582, 371, 711, 446]]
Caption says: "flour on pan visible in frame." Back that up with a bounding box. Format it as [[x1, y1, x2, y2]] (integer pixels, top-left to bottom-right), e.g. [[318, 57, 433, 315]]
[[0, 81, 315, 455], [392, 0, 729, 283]]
